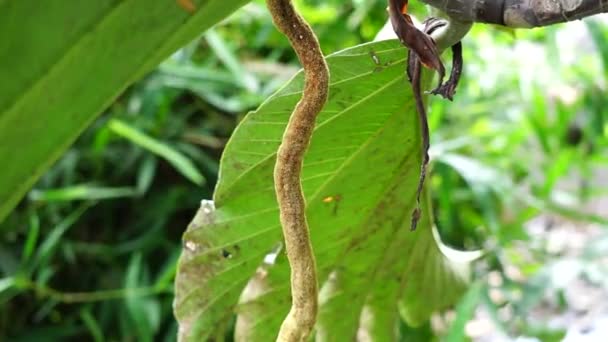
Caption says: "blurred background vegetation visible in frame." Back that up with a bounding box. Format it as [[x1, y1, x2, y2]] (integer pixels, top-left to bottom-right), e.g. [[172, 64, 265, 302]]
[[2, 0, 608, 340]]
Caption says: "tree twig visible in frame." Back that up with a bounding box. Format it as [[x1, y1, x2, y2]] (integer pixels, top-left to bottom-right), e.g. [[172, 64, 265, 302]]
[[421, 0, 608, 27], [265, 0, 329, 340]]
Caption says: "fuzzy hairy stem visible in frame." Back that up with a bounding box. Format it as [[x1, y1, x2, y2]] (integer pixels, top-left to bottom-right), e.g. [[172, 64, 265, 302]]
[[421, 0, 608, 27], [265, 0, 330, 341]]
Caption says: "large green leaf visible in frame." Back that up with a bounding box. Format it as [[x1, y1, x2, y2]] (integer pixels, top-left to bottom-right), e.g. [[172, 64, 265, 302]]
[[174, 40, 480, 341], [0, 0, 248, 222]]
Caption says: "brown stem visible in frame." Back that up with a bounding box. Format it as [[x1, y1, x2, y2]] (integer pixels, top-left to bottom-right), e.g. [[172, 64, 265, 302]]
[[421, 0, 608, 27], [265, 0, 329, 340]]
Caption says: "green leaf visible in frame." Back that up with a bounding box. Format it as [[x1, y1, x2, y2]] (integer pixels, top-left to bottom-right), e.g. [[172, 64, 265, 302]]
[[204, 29, 260, 92], [397, 225, 482, 327], [444, 281, 484, 342], [21, 214, 41, 263], [124, 253, 160, 342], [174, 40, 481, 341], [0, 277, 15, 294], [80, 307, 105, 342], [108, 119, 204, 185], [32, 203, 92, 271], [0, 0, 248, 222], [29, 184, 138, 202]]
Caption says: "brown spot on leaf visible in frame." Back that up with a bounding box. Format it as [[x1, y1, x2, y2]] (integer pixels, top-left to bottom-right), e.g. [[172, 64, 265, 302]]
[[177, 0, 196, 13]]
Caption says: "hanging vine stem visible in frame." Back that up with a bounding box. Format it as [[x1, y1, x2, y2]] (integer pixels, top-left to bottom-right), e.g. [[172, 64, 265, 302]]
[[266, 0, 329, 340]]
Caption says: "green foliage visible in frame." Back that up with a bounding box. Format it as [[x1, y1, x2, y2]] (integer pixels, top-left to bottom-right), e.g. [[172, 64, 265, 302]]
[[174, 40, 479, 340], [0, 0, 248, 222], [107, 118, 204, 185], [2, 1, 608, 341]]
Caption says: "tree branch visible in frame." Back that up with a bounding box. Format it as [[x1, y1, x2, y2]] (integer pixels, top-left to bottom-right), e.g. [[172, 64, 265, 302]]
[[421, 0, 608, 27], [265, 0, 329, 341]]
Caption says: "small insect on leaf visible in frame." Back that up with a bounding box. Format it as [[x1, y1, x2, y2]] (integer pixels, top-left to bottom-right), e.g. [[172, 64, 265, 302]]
[[369, 51, 386, 73], [322, 195, 342, 215], [176, 0, 197, 13], [369, 51, 381, 65], [322, 195, 340, 203]]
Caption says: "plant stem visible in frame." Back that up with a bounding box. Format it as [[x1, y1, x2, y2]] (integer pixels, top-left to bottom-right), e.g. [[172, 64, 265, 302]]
[[265, 0, 329, 340]]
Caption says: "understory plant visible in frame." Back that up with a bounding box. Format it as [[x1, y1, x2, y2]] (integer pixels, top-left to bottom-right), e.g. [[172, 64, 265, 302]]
[[1, 0, 608, 341]]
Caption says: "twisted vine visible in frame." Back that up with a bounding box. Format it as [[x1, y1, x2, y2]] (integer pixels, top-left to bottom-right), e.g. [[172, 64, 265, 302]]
[[266, 0, 329, 340]]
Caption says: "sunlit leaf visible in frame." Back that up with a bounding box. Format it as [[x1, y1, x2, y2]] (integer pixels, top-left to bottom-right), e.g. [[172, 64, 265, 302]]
[[174, 40, 480, 341], [29, 184, 138, 202], [0, 278, 15, 294], [108, 119, 204, 185], [0, 0, 248, 222], [444, 281, 484, 342]]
